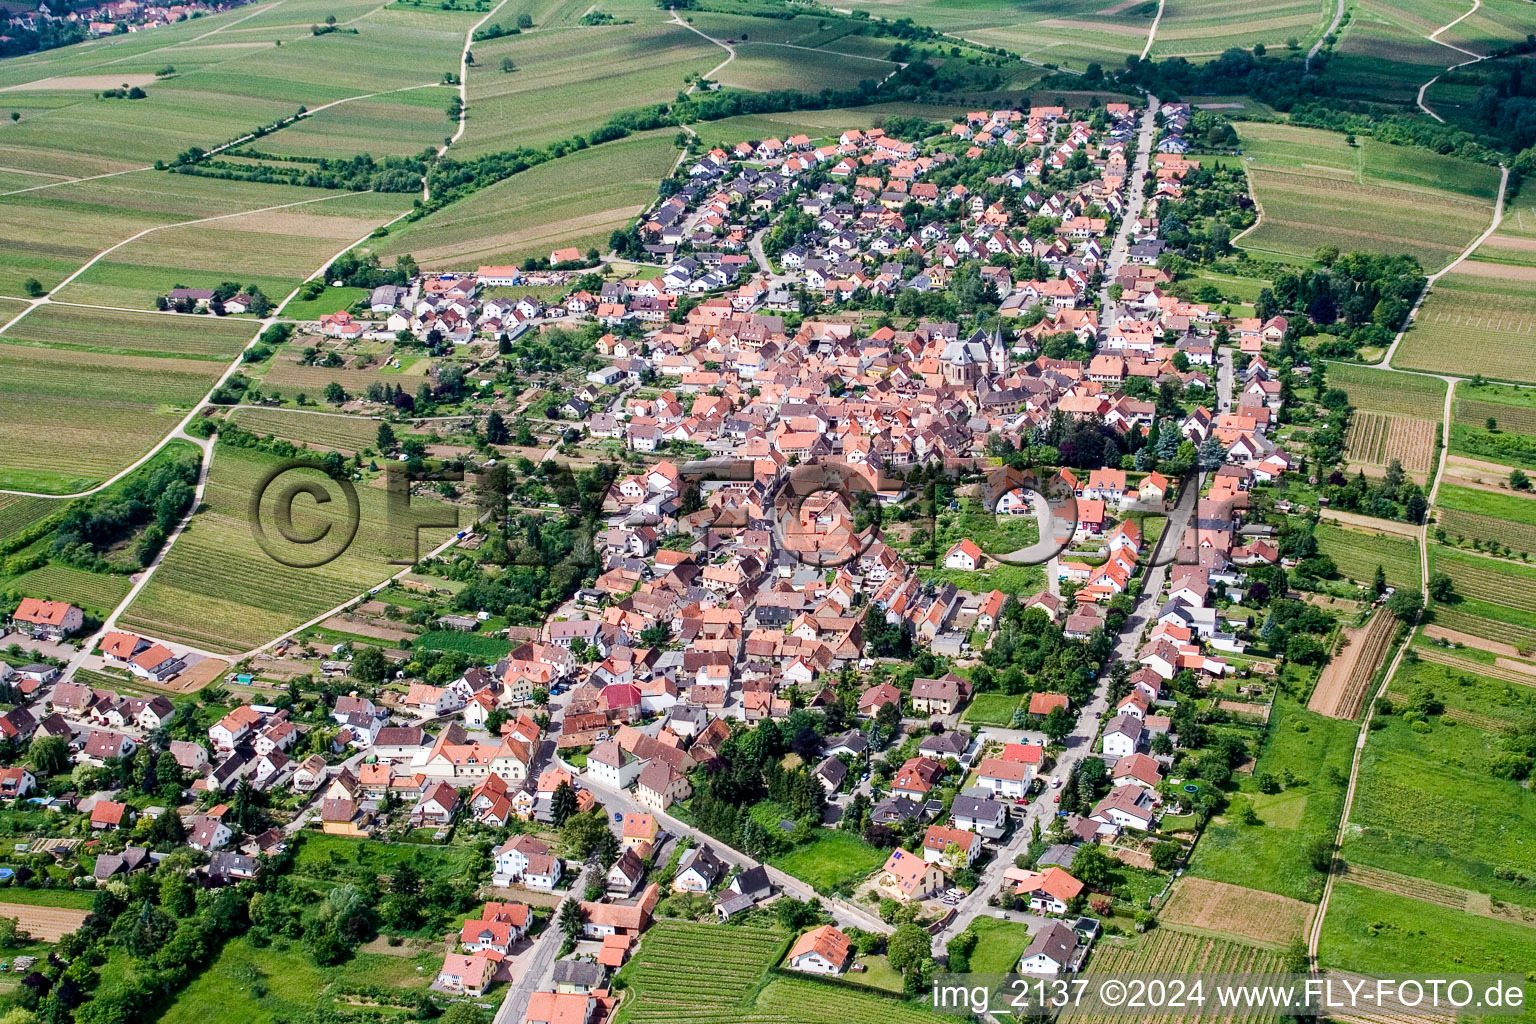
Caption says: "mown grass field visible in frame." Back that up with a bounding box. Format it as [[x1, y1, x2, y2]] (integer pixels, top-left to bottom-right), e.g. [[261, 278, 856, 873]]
[[1187, 697, 1356, 902], [613, 919, 944, 1024], [1398, 271, 1536, 382], [767, 829, 887, 894], [963, 691, 1022, 726], [375, 130, 680, 269], [1314, 522, 1420, 588], [1320, 883, 1536, 990], [1236, 123, 1498, 270], [54, 190, 410, 310], [0, 307, 250, 492], [118, 444, 458, 653], [1436, 484, 1536, 526], [155, 934, 437, 1024]]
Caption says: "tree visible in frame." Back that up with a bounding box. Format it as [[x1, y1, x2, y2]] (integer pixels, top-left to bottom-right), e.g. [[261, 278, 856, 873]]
[[351, 645, 388, 683], [324, 381, 347, 404], [1427, 572, 1456, 603], [1385, 587, 1422, 621], [1371, 564, 1387, 597], [22, 279, 44, 298], [1070, 842, 1114, 890], [376, 421, 397, 452], [886, 922, 929, 978], [1149, 842, 1181, 871], [28, 735, 68, 776], [485, 410, 509, 444], [500, 56, 516, 72], [558, 898, 582, 939], [1198, 434, 1226, 470], [516, 12, 532, 27], [550, 780, 577, 826], [0, 916, 29, 949], [1040, 705, 1074, 744], [1512, 469, 1531, 491]]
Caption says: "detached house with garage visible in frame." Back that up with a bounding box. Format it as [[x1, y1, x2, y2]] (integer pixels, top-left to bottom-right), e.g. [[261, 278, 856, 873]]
[[786, 924, 851, 975]]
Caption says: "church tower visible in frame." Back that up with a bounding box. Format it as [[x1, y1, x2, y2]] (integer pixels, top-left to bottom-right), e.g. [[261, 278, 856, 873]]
[[989, 322, 1009, 378]]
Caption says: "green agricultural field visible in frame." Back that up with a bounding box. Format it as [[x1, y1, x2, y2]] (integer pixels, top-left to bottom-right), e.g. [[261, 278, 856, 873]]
[[232, 407, 384, 453], [1323, 361, 1447, 417], [1450, 382, 1536, 467], [1472, 188, 1536, 267], [1396, 271, 1536, 382], [837, 0, 1154, 71], [1345, 656, 1536, 906], [1314, 522, 1419, 588], [118, 444, 459, 653], [1319, 883, 1536, 988], [375, 130, 680, 269], [411, 630, 512, 658], [1187, 698, 1357, 902], [460, 21, 718, 154], [614, 919, 943, 1024], [0, 307, 250, 492], [0, 495, 59, 545], [1152, 0, 1332, 59], [767, 829, 887, 894], [1436, 484, 1536, 526], [1322, 0, 1472, 105], [54, 190, 410, 310], [0, 172, 359, 298], [242, 86, 454, 159], [289, 831, 479, 878], [0, 563, 132, 613], [1236, 123, 1498, 270], [1428, 544, 1536, 617], [1429, 602, 1536, 652]]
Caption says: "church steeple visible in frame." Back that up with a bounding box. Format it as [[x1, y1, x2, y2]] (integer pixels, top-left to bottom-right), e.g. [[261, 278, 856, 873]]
[[989, 322, 1008, 378]]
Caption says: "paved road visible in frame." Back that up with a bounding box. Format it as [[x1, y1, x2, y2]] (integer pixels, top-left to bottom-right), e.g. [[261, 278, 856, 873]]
[[1217, 348, 1234, 412], [1097, 95, 1161, 326], [1307, 0, 1345, 68], [577, 772, 893, 935], [493, 886, 574, 1024]]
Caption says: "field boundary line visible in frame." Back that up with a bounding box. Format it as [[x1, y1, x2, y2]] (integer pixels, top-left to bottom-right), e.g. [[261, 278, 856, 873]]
[[1139, 0, 1165, 61], [1307, 0, 1345, 68], [429, 0, 514, 199], [0, 196, 415, 501], [674, 8, 736, 91], [0, 165, 152, 198], [1383, 162, 1508, 367]]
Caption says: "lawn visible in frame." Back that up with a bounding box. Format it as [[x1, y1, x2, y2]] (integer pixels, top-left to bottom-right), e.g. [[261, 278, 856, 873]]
[[374, 130, 681, 270], [156, 934, 437, 1024], [118, 444, 459, 654], [290, 831, 479, 879], [964, 915, 1031, 974], [0, 887, 95, 910], [916, 563, 1046, 595], [766, 829, 886, 894], [962, 692, 1022, 727], [278, 286, 372, 321], [1187, 697, 1357, 902]]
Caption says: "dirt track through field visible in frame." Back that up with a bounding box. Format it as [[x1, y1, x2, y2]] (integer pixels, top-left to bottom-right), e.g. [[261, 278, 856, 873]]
[[1317, 508, 1421, 537], [1160, 878, 1315, 947], [1455, 259, 1536, 281], [0, 903, 89, 942], [1421, 623, 1520, 656]]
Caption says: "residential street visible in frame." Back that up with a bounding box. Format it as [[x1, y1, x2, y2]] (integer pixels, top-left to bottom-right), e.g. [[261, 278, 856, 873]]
[[492, 892, 571, 1024], [1098, 94, 1161, 323]]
